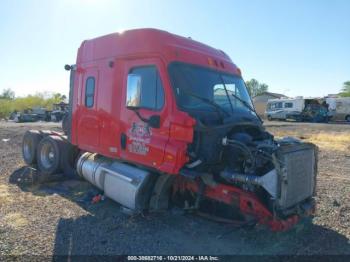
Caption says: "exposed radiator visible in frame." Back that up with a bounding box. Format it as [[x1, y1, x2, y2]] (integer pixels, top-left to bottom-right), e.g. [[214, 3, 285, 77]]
[[275, 143, 317, 209]]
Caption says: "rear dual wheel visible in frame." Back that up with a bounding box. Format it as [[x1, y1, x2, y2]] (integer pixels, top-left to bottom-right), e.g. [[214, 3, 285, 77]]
[[37, 135, 63, 175], [36, 135, 79, 177], [22, 130, 42, 166], [22, 130, 61, 166], [22, 131, 79, 177]]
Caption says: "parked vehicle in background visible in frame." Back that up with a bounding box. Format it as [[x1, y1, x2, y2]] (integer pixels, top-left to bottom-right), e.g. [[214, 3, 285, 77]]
[[9, 110, 18, 120], [9, 103, 68, 123], [14, 112, 38, 123], [326, 97, 350, 122], [32, 107, 51, 121], [266, 97, 330, 122], [265, 98, 304, 121], [14, 108, 41, 123], [51, 102, 68, 122], [252, 92, 286, 118]]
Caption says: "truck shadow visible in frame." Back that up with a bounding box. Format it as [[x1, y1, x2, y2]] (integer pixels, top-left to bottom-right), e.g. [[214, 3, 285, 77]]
[[9, 166, 350, 256]]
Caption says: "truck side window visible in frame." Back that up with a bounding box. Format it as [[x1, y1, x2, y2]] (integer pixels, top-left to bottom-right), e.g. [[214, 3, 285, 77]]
[[129, 66, 164, 110], [85, 77, 95, 108]]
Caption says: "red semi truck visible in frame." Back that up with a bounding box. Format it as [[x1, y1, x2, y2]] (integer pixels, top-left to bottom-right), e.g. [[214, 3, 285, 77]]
[[22, 29, 317, 231]]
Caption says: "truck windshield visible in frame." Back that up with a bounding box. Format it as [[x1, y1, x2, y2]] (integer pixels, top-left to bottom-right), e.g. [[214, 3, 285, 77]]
[[168, 63, 254, 116]]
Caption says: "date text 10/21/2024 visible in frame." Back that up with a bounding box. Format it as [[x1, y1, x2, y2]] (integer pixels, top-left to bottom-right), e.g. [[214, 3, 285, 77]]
[[127, 256, 219, 261]]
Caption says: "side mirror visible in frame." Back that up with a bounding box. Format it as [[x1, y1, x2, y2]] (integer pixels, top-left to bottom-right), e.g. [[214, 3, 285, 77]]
[[148, 115, 161, 128], [126, 74, 142, 109]]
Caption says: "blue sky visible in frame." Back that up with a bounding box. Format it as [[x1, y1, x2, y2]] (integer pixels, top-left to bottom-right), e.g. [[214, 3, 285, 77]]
[[0, 0, 349, 97]]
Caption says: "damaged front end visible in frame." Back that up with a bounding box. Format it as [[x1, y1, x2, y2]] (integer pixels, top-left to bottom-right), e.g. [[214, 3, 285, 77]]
[[172, 120, 318, 231]]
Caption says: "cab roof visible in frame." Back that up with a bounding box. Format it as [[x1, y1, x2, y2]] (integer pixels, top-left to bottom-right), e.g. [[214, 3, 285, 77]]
[[77, 28, 239, 74]]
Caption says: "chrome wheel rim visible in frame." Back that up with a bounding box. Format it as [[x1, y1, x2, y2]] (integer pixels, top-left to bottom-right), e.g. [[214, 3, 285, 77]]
[[40, 143, 55, 169]]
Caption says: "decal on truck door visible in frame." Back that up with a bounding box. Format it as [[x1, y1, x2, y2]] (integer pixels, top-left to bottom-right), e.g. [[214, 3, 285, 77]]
[[127, 122, 152, 155], [120, 60, 169, 168]]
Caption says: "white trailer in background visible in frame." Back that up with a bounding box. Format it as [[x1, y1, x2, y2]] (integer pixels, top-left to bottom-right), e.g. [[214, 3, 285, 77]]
[[265, 97, 330, 122], [326, 97, 350, 122], [265, 98, 305, 121]]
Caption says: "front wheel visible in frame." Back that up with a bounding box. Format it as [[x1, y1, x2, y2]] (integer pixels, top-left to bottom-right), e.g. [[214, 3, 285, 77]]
[[346, 115, 350, 122]]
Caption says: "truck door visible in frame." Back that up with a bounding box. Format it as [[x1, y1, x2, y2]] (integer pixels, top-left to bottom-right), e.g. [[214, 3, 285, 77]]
[[119, 59, 170, 169], [77, 68, 100, 150]]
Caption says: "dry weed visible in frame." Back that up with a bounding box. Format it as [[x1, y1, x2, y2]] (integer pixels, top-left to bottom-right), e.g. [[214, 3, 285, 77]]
[[3, 212, 28, 228], [273, 131, 350, 151]]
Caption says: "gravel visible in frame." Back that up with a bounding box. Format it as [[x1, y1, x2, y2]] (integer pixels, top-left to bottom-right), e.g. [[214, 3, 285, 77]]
[[0, 121, 350, 255]]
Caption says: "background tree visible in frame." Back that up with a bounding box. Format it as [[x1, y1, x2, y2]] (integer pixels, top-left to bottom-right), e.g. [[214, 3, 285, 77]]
[[259, 83, 269, 93], [0, 91, 68, 119], [245, 79, 269, 97], [339, 81, 350, 97], [0, 88, 15, 100]]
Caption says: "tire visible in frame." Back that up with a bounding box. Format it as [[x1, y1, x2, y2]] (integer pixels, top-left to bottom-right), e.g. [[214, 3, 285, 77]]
[[22, 130, 42, 166], [346, 115, 350, 122], [36, 135, 63, 175], [60, 141, 80, 178], [267, 115, 272, 121]]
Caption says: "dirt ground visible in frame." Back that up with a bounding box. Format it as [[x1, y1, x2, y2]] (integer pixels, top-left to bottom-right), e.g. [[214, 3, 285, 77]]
[[0, 121, 350, 256]]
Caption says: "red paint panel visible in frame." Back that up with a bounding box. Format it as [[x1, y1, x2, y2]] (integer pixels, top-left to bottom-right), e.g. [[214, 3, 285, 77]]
[[76, 68, 100, 151], [72, 29, 240, 172]]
